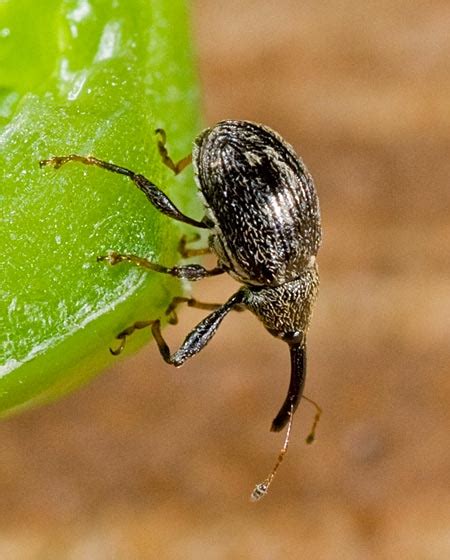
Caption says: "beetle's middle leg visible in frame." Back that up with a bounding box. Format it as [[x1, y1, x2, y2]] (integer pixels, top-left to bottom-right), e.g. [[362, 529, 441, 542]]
[[97, 251, 224, 281]]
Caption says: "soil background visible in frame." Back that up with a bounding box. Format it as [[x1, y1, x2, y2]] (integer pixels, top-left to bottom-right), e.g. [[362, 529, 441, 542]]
[[1, 2, 449, 559]]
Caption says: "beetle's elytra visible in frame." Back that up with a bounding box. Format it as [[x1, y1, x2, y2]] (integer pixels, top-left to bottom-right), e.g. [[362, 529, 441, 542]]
[[40, 120, 321, 500]]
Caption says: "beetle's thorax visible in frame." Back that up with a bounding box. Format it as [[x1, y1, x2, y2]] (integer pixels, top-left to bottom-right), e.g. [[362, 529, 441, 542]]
[[240, 263, 319, 343]]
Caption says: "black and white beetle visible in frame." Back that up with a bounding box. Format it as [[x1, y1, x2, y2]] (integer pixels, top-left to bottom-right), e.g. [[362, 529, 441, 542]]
[[40, 120, 322, 500]]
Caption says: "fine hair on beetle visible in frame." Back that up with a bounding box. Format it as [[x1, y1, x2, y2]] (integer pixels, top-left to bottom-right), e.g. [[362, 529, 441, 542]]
[[40, 120, 322, 500]]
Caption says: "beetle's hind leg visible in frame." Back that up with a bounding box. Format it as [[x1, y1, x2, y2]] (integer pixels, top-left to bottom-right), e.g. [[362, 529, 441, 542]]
[[165, 296, 222, 325], [110, 320, 155, 356], [111, 291, 244, 357], [155, 128, 192, 175], [110, 297, 222, 355], [151, 291, 245, 367]]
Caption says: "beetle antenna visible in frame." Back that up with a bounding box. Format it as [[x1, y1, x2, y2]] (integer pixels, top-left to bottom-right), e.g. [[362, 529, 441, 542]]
[[250, 404, 294, 502], [302, 394, 322, 444]]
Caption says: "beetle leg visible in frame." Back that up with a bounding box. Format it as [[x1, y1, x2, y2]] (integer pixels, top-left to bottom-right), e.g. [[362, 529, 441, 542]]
[[97, 251, 224, 281], [110, 320, 155, 356], [151, 290, 245, 366], [271, 343, 306, 432], [39, 154, 206, 229], [178, 233, 211, 258], [155, 128, 192, 175], [111, 294, 243, 355], [165, 295, 246, 325], [164, 296, 223, 325]]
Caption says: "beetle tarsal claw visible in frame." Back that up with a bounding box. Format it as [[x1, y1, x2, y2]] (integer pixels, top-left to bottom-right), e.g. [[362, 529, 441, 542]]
[[97, 252, 121, 265], [39, 156, 69, 169], [109, 342, 124, 356]]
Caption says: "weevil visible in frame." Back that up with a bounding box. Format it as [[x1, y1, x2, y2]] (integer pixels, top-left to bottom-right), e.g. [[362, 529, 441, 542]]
[[40, 120, 322, 500]]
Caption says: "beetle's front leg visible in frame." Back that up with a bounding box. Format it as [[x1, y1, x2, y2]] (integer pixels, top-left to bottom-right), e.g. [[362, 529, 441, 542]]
[[152, 290, 245, 366], [97, 251, 224, 281], [40, 154, 205, 229]]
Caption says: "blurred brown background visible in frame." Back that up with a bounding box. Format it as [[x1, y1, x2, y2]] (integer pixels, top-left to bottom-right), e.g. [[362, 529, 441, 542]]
[[1, 1, 449, 558]]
